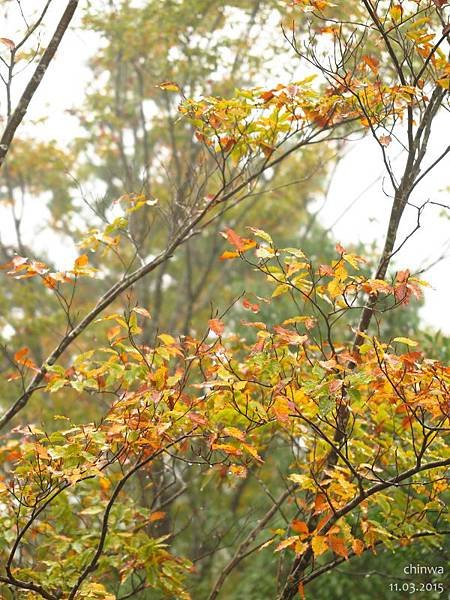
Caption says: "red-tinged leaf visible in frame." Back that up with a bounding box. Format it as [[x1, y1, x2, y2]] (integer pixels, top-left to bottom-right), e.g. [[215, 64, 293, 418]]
[[242, 298, 260, 313], [319, 264, 334, 277], [220, 136, 236, 152], [274, 536, 298, 552], [335, 242, 346, 255], [433, 0, 448, 7], [379, 134, 392, 147], [74, 254, 89, 268], [260, 90, 275, 102], [223, 228, 246, 251], [0, 37, 15, 50], [188, 412, 208, 425], [396, 269, 410, 283], [328, 379, 343, 393], [292, 520, 309, 536], [273, 326, 308, 346], [208, 318, 224, 336], [328, 535, 348, 559]]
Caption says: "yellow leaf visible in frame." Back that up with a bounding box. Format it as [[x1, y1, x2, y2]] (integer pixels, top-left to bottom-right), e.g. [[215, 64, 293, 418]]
[[327, 278, 342, 298], [274, 536, 298, 552], [288, 473, 309, 487], [242, 443, 264, 463], [223, 426, 246, 441], [393, 337, 418, 347], [158, 333, 176, 346], [390, 5, 403, 21], [272, 283, 290, 297], [437, 78, 450, 89], [294, 540, 308, 554], [311, 535, 328, 557], [157, 81, 180, 92]]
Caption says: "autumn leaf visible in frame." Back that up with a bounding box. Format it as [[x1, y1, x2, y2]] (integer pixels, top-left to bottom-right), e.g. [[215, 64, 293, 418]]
[[223, 426, 246, 441], [362, 54, 379, 75], [220, 250, 240, 260], [149, 511, 166, 522], [298, 582, 305, 600], [0, 37, 15, 50], [291, 520, 309, 536], [158, 333, 176, 346], [157, 81, 180, 92], [392, 337, 418, 347], [273, 326, 308, 346], [379, 134, 392, 147], [132, 307, 152, 319], [208, 318, 225, 336], [74, 254, 89, 268], [328, 535, 348, 559], [390, 5, 403, 22], [311, 535, 328, 557], [242, 298, 260, 313], [352, 538, 365, 556], [274, 536, 298, 552]]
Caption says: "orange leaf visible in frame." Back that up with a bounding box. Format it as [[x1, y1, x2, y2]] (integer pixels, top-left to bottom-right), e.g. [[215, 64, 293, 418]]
[[298, 581, 305, 600], [362, 54, 379, 75], [314, 495, 329, 516], [223, 228, 246, 250], [208, 318, 224, 336], [292, 520, 309, 536], [149, 511, 166, 522], [352, 538, 365, 556], [220, 250, 240, 260], [74, 254, 89, 268], [328, 535, 348, 559], [14, 347, 30, 363]]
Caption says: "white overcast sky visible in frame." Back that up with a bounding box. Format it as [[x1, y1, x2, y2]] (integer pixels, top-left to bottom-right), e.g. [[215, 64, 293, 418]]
[[1, 1, 449, 333]]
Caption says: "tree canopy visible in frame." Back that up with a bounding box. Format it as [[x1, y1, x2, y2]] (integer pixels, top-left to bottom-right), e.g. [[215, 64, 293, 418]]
[[0, 1, 449, 599]]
